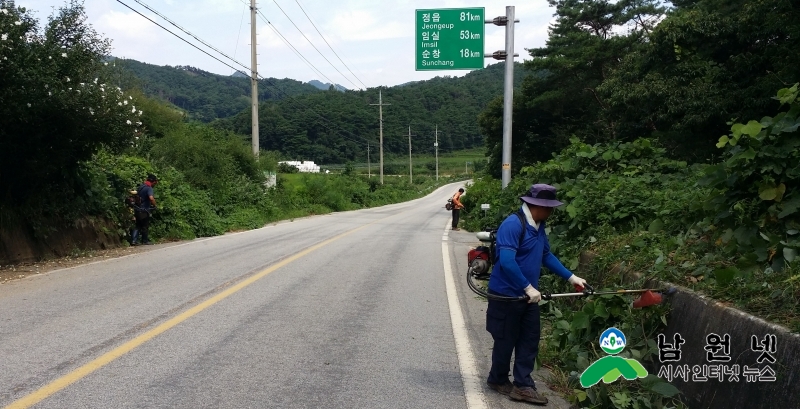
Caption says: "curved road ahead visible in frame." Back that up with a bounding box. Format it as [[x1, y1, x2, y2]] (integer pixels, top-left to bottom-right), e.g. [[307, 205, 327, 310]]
[[0, 182, 569, 409]]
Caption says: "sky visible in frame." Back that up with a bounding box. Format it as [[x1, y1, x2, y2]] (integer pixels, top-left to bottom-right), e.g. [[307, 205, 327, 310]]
[[17, 0, 557, 89]]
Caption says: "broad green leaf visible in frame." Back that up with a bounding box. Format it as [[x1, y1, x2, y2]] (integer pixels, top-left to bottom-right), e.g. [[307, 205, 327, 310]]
[[777, 84, 799, 104], [602, 151, 613, 161], [742, 120, 763, 138], [552, 305, 563, 318], [776, 183, 787, 202], [648, 219, 664, 234], [778, 196, 800, 218], [784, 247, 797, 263], [650, 381, 681, 397], [714, 267, 739, 286], [577, 355, 590, 370], [739, 148, 757, 160], [572, 312, 590, 329], [759, 186, 777, 201], [566, 203, 577, 218], [595, 302, 609, 319], [574, 390, 587, 402], [730, 123, 744, 138]]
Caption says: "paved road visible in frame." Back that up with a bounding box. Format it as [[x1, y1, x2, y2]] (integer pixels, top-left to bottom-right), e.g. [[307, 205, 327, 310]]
[[0, 182, 571, 409]]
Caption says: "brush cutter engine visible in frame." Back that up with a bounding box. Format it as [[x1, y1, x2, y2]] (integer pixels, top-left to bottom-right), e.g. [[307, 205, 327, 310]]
[[468, 230, 496, 279]]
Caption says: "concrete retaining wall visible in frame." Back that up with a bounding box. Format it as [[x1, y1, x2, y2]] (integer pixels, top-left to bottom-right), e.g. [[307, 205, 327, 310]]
[[658, 287, 799, 408]]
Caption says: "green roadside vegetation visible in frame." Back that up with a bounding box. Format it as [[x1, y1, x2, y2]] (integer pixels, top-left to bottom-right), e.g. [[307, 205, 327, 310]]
[[0, 2, 462, 251], [459, 0, 800, 405], [463, 86, 800, 409]]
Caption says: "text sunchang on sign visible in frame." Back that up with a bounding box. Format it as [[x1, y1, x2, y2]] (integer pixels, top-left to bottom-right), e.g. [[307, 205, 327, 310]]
[[415, 8, 485, 71]]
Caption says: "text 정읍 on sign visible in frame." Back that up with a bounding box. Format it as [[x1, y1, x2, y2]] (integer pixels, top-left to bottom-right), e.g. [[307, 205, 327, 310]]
[[415, 8, 485, 71]]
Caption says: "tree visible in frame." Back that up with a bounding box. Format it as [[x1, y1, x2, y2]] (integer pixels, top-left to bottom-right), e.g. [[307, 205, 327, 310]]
[[598, 0, 800, 161], [480, 0, 665, 176], [0, 0, 140, 204]]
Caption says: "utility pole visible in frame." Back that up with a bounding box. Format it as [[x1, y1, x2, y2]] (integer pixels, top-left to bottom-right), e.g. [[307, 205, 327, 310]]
[[434, 125, 439, 181], [250, 0, 259, 157], [370, 90, 390, 184], [367, 143, 371, 178], [408, 126, 412, 183]]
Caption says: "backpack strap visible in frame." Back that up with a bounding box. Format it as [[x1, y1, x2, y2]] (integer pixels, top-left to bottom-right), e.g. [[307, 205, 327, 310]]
[[514, 210, 527, 249]]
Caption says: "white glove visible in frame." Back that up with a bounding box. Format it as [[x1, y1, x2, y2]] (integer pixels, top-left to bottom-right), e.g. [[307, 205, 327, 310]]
[[568, 274, 588, 291], [523, 284, 541, 304]]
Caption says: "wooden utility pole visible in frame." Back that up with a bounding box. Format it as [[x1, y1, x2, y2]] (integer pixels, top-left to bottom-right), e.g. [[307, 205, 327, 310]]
[[250, 0, 259, 157], [434, 125, 439, 181], [408, 126, 414, 184], [367, 143, 371, 178], [370, 90, 390, 184]]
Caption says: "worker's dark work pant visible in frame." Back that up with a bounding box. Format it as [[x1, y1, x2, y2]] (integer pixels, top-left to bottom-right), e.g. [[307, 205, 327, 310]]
[[486, 291, 541, 388], [451, 208, 460, 229], [134, 211, 151, 244]]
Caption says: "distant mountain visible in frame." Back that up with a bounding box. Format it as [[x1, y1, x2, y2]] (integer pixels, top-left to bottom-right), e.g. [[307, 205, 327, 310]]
[[215, 61, 530, 164], [308, 80, 347, 92], [116, 59, 321, 122]]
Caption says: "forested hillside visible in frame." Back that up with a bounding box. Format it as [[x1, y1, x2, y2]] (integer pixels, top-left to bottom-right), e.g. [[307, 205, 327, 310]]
[[119, 58, 526, 164], [479, 0, 800, 175], [116, 59, 321, 122], [214, 62, 528, 164]]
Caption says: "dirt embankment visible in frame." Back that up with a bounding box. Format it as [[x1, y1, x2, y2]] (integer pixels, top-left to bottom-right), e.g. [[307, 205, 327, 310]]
[[0, 217, 141, 283]]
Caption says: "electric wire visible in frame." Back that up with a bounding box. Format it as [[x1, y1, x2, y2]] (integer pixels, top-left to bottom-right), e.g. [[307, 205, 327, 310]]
[[267, 0, 362, 90], [115, 0, 247, 75], [117, 0, 377, 150], [293, 0, 368, 90], [255, 10, 336, 87], [132, 0, 252, 75], [231, 1, 248, 75]]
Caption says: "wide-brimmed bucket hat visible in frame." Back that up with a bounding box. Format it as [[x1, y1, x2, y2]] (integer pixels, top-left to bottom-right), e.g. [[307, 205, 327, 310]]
[[520, 184, 563, 207]]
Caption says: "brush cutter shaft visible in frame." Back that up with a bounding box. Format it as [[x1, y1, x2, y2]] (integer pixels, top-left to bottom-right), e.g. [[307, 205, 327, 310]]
[[541, 288, 668, 300]]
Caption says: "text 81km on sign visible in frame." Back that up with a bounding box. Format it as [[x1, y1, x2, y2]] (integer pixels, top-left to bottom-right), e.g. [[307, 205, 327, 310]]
[[415, 8, 485, 71]]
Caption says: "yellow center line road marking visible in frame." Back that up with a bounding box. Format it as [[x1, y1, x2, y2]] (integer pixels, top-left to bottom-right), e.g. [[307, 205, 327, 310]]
[[5, 222, 378, 409]]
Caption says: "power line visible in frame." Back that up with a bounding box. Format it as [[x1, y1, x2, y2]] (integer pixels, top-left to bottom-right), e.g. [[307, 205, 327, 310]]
[[293, 0, 368, 90], [231, 1, 248, 75], [117, 0, 376, 150], [267, 0, 363, 90], [129, 0, 252, 74], [255, 10, 337, 87], [115, 0, 246, 75]]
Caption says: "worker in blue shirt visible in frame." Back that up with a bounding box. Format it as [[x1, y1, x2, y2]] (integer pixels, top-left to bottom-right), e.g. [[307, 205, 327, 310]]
[[485, 183, 589, 405]]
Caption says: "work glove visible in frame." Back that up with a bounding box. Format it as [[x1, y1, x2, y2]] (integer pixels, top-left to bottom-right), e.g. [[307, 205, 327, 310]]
[[568, 274, 588, 292], [523, 284, 541, 304]]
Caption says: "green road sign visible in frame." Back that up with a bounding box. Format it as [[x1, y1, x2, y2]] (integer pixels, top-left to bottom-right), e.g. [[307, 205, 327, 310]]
[[415, 8, 485, 71]]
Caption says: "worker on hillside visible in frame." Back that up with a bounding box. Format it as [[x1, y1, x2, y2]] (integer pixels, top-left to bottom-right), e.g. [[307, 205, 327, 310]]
[[131, 174, 158, 245], [451, 188, 465, 231], [485, 183, 589, 405]]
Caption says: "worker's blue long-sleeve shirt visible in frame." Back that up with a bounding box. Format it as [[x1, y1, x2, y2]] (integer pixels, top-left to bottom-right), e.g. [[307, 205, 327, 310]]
[[487, 207, 573, 297]]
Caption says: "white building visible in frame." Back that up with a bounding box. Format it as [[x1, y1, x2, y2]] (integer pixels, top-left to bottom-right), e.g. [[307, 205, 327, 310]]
[[279, 161, 320, 173]]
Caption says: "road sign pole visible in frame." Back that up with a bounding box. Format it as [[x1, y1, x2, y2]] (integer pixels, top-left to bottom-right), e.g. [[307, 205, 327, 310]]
[[501, 6, 515, 189]]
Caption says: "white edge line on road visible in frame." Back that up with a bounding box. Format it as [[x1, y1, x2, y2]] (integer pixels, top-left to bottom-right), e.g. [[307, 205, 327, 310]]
[[442, 223, 488, 409]]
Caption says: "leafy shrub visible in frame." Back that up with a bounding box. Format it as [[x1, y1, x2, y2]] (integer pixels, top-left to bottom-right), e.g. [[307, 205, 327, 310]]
[[700, 84, 800, 272]]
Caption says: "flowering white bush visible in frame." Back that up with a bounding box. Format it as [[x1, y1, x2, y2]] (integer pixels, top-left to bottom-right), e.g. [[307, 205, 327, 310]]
[[0, 0, 142, 200]]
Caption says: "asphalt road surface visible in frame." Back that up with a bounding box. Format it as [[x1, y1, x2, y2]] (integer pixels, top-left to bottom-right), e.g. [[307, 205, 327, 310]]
[[0, 182, 571, 409]]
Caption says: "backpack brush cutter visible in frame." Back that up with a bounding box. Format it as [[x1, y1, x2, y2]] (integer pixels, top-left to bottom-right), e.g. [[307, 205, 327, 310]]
[[467, 230, 677, 306]]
